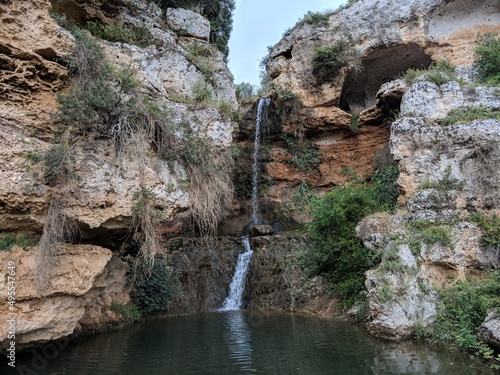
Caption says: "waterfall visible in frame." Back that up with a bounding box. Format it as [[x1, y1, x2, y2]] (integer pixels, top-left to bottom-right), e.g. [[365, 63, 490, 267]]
[[251, 97, 270, 222], [220, 237, 254, 311], [221, 98, 269, 311]]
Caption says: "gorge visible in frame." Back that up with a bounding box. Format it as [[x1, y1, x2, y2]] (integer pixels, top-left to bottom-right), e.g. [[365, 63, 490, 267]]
[[0, 0, 499, 372]]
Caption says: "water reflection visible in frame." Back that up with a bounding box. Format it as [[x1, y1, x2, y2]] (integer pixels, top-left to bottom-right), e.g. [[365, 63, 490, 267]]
[[4, 311, 496, 375], [223, 311, 254, 373]]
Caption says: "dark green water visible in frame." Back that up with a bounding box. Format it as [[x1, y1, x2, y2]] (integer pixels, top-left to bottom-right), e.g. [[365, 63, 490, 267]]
[[4, 311, 498, 375]]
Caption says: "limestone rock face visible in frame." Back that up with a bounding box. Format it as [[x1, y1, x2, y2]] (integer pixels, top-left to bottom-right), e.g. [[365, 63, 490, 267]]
[[0, 0, 236, 236], [391, 119, 500, 209], [166, 7, 210, 40], [0, 245, 129, 348], [400, 80, 500, 120]]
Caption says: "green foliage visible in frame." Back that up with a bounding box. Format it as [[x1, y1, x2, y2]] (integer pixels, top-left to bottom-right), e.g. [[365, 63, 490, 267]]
[[86, 21, 149, 46], [292, 10, 331, 30], [235, 82, 255, 99], [111, 302, 143, 322], [282, 182, 315, 217], [441, 105, 500, 126], [282, 135, 321, 172], [470, 213, 500, 248], [185, 44, 217, 82], [43, 144, 69, 185], [306, 185, 383, 307], [132, 261, 178, 314], [421, 165, 464, 191], [0, 233, 38, 252], [475, 33, 500, 86], [372, 165, 399, 209], [154, 0, 235, 55], [423, 271, 500, 359], [349, 114, 359, 134], [312, 41, 351, 83], [419, 225, 452, 247], [269, 83, 303, 137], [192, 80, 213, 103], [402, 59, 457, 86]]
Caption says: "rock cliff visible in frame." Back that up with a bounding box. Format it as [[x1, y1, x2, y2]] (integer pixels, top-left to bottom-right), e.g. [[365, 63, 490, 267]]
[[250, 0, 500, 217], [0, 0, 236, 348]]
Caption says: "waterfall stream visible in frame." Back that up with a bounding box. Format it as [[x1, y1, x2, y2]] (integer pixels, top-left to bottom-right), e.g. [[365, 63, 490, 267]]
[[220, 98, 270, 311]]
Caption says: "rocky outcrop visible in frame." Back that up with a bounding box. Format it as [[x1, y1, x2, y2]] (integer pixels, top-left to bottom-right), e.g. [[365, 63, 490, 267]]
[[0, 245, 129, 348], [246, 233, 339, 316], [267, 0, 499, 111], [477, 310, 500, 353], [356, 68, 500, 340], [253, 0, 500, 214]]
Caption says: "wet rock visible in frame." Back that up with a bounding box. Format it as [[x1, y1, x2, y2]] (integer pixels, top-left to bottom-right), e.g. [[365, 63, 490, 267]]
[[477, 309, 500, 352], [248, 224, 274, 237]]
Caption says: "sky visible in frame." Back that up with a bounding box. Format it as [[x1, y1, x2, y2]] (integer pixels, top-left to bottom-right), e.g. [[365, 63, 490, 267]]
[[228, 0, 348, 87]]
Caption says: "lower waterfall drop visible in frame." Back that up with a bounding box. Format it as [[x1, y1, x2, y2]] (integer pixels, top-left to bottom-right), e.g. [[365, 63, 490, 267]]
[[220, 97, 270, 311]]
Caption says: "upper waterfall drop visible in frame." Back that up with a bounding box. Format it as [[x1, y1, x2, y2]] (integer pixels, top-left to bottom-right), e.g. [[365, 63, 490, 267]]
[[220, 97, 270, 311], [251, 97, 270, 222]]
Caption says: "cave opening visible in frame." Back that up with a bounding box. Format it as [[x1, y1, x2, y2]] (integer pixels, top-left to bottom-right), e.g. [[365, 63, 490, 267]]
[[340, 43, 433, 114]]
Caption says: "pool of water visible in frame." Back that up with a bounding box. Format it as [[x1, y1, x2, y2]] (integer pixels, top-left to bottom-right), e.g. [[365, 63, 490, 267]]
[[4, 310, 497, 375]]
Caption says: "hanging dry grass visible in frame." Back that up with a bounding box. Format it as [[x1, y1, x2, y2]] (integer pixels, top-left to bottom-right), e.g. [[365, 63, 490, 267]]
[[184, 139, 234, 237], [131, 188, 162, 277], [35, 198, 78, 292]]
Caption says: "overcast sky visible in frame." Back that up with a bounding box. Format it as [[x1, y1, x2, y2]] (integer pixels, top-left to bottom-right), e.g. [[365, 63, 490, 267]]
[[227, 0, 348, 87]]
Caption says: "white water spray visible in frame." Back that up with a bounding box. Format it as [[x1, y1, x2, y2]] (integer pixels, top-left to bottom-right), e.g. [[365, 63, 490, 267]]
[[221, 98, 269, 311]]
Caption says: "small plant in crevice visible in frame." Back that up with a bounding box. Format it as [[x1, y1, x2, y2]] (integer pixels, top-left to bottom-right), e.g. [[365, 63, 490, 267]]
[[312, 40, 355, 83], [42, 144, 70, 186], [86, 21, 149, 47], [440, 105, 500, 126], [349, 114, 359, 134], [131, 260, 179, 315], [269, 83, 303, 139], [282, 135, 321, 173], [469, 212, 500, 268], [401, 59, 458, 86], [0, 233, 39, 252]]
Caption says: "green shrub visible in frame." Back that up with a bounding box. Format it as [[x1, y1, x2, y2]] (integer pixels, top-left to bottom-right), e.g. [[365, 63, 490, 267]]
[[441, 105, 500, 126], [293, 11, 331, 30], [192, 80, 213, 103], [419, 225, 452, 247], [312, 41, 352, 82], [282, 135, 321, 172], [306, 184, 383, 307], [475, 33, 500, 86], [349, 114, 359, 134], [469, 213, 500, 248], [111, 302, 143, 322], [372, 164, 399, 210], [0, 233, 39, 252], [423, 271, 500, 359], [402, 59, 457, 86], [269, 83, 303, 137], [132, 261, 178, 314], [282, 182, 315, 217], [43, 145, 69, 185], [86, 21, 149, 46]]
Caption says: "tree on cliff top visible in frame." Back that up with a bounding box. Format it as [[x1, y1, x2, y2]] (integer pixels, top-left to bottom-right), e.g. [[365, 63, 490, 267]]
[[154, 0, 235, 56]]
